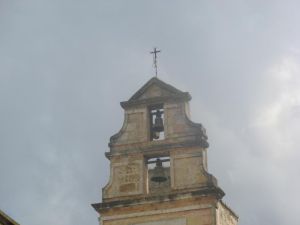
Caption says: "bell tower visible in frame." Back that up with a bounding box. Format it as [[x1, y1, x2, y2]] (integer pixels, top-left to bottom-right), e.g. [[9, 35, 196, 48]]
[[92, 77, 238, 225]]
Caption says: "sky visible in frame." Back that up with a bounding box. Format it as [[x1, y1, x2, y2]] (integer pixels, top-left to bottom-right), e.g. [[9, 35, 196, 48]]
[[0, 1, 300, 225]]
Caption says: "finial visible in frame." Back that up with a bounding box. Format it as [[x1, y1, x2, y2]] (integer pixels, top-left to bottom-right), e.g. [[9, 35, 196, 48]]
[[150, 47, 161, 77]]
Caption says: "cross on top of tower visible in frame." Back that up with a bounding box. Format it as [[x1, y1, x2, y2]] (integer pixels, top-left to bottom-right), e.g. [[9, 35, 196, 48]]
[[150, 47, 161, 77]]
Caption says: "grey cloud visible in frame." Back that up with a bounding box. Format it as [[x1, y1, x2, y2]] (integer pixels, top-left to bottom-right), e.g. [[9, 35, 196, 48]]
[[1, 1, 300, 225]]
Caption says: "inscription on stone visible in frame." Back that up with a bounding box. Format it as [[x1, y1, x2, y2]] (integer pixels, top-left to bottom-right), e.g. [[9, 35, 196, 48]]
[[117, 164, 140, 193]]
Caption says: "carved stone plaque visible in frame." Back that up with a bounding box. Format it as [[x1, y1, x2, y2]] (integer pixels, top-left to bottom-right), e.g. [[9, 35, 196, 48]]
[[134, 218, 186, 225], [116, 164, 140, 193]]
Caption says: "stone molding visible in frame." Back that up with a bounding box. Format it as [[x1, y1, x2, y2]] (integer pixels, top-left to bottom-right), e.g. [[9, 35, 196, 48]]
[[101, 204, 212, 221], [92, 186, 224, 212]]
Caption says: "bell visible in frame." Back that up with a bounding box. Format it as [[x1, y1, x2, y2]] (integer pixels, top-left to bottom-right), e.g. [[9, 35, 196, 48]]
[[152, 110, 164, 132], [151, 158, 167, 183]]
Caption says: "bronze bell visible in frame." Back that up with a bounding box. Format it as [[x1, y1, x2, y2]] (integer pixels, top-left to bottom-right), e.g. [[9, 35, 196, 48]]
[[152, 110, 164, 132], [151, 158, 167, 183]]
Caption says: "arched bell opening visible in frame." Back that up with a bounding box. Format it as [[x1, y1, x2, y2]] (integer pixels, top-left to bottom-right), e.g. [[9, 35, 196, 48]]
[[146, 156, 170, 194], [149, 104, 165, 141]]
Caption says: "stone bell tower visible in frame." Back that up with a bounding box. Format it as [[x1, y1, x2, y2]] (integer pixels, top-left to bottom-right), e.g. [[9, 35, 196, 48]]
[[92, 77, 238, 225]]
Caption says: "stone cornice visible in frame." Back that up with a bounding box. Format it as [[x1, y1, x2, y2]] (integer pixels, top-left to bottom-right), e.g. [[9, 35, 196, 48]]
[[92, 186, 225, 213], [106, 139, 207, 159], [120, 94, 191, 109]]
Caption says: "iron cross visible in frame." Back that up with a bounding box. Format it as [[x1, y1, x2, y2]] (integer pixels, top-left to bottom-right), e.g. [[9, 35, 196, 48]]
[[150, 47, 161, 77]]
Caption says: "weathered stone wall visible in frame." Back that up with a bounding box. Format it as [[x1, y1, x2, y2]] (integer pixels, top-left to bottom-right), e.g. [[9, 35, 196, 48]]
[[103, 154, 146, 199], [216, 202, 238, 225], [109, 82, 207, 151], [113, 106, 149, 145], [101, 203, 214, 225], [102, 146, 210, 201], [164, 102, 193, 138], [95, 78, 237, 225], [103, 82, 211, 200], [137, 84, 175, 100], [170, 147, 208, 190]]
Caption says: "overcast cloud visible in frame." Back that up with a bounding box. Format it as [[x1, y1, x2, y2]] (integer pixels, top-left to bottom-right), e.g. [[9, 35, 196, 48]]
[[0, 1, 300, 225]]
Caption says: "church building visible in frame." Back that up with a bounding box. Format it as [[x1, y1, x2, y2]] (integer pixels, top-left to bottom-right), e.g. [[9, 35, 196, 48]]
[[92, 77, 238, 225], [0, 210, 20, 225]]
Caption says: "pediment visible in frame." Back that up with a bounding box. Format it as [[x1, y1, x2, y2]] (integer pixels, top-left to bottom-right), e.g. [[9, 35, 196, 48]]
[[120, 77, 191, 108], [129, 77, 186, 101]]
